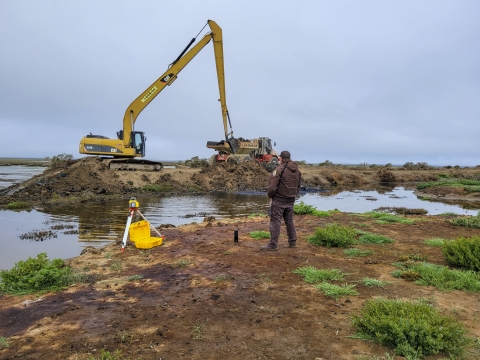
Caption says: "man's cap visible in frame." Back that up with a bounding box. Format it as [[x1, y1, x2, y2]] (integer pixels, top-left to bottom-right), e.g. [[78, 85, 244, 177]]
[[280, 150, 291, 159]]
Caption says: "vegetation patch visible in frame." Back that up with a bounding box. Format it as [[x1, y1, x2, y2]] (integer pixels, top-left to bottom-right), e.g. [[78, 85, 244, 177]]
[[249, 231, 270, 239], [361, 212, 415, 225], [373, 206, 428, 215], [343, 248, 373, 257], [392, 261, 480, 292], [351, 298, 469, 359], [448, 213, 480, 229], [142, 184, 174, 192], [442, 235, 480, 271], [423, 238, 446, 247], [293, 266, 347, 283], [307, 223, 357, 247], [315, 282, 358, 300], [417, 178, 480, 192], [357, 232, 395, 244], [293, 201, 339, 217], [0, 337, 9, 349], [360, 278, 392, 288], [86, 349, 123, 360], [0, 252, 77, 294], [5, 201, 31, 210]]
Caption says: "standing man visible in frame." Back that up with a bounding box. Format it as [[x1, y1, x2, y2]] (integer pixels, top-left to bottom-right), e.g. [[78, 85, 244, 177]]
[[261, 150, 302, 251]]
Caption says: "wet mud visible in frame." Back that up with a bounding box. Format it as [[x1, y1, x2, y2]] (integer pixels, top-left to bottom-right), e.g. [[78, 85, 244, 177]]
[[1, 214, 480, 359]]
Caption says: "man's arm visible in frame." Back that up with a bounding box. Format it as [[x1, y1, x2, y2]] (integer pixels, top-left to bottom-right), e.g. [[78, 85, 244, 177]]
[[297, 170, 302, 193]]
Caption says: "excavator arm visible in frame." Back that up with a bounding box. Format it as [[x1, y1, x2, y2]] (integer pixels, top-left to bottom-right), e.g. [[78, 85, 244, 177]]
[[120, 20, 237, 152]]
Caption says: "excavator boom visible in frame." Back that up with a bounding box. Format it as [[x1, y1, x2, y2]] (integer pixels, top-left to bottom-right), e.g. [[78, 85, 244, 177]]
[[79, 20, 237, 168]]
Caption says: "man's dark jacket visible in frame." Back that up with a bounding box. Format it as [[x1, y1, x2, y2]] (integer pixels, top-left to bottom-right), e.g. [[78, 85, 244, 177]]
[[267, 160, 301, 200]]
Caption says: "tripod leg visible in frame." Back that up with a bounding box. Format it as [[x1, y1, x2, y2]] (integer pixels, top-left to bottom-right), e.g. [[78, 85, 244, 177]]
[[121, 210, 134, 251]]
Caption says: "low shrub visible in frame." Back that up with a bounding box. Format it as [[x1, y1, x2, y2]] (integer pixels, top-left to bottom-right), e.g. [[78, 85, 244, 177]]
[[249, 231, 270, 239], [442, 236, 480, 271], [50, 153, 75, 169], [0, 252, 73, 294], [351, 298, 469, 359], [307, 223, 357, 247], [293, 201, 338, 217], [294, 201, 316, 215], [293, 266, 346, 283]]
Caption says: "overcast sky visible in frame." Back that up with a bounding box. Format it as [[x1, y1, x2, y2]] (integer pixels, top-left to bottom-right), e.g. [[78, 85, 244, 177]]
[[1, 1, 479, 166]]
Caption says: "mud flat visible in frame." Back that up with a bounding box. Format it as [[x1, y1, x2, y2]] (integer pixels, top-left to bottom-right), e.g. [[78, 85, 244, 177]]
[[1, 212, 480, 359], [2, 156, 480, 207]]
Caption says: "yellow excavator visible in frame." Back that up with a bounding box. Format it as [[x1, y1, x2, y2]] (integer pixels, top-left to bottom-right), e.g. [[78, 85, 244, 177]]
[[79, 20, 238, 171]]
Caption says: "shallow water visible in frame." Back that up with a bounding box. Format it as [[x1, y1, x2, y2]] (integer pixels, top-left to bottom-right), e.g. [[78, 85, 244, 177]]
[[0, 165, 45, 189], [0, 167, 479, 270]]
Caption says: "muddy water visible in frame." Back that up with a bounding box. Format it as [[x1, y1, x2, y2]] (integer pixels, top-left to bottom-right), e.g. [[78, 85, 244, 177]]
[[1, 167, 479, 270]]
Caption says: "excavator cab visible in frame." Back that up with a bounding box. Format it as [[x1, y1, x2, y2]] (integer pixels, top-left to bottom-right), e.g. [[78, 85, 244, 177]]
[[131, 131, 146, 157]]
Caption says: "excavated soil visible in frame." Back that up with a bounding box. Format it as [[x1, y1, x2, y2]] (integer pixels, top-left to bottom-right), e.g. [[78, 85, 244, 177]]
[[2, 158, 480, 206], [1, 213, 480, 359]]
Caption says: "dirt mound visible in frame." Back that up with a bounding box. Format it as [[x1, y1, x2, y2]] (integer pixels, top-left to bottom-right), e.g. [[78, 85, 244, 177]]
[[0, 157, 130, 205], [192, 161, 270, 191]]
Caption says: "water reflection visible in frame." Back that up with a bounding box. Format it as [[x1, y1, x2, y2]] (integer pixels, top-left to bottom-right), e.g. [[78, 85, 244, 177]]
[[1, 187, 479, 270]]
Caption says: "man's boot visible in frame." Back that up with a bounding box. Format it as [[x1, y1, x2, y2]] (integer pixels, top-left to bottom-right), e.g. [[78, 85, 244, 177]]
[[260, 243, 278, 251]]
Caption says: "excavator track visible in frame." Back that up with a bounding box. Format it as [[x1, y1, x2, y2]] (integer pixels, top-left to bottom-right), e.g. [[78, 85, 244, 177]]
[[103, 158, 163, 171]]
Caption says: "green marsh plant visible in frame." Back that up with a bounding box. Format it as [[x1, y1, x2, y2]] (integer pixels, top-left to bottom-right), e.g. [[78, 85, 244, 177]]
[[307, 223, 357, 247], [293, 266, 347, 283], [351, 298, 469, 359], [442, 235, 480, 271], [392, 261, 480, 292], [315, 282, 358, 300]]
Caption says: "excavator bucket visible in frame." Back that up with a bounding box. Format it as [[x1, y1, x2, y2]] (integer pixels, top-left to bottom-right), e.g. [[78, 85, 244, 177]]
[[227, 137, 239, 154]]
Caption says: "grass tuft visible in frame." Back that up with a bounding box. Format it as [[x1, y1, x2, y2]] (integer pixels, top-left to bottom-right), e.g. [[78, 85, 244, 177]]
[[249, 231, 270, 239], [0, 337, 9, 349], [423, 238, 446, 247], [361, 278, 392, 288], [307, 223, 357, 247], [293, 266, 347, 283], [6, 201, 31, 210], [357, 232, 395, 244], [351, 298, 469, 359], [362, 212, 415, 225], [315, 282, 358, 300], [392, 261, 480, 292]]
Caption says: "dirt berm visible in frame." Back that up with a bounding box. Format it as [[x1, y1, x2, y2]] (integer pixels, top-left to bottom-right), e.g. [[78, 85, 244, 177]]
[[2, 157, 480, 205]]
